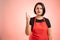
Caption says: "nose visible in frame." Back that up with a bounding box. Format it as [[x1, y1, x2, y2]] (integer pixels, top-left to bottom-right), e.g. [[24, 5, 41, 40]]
[[38, 10, 40, 13]]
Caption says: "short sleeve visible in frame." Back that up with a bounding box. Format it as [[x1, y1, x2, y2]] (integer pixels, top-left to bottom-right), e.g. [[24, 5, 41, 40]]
[[29, 17, 35, 31], [45, 18, 51, 28], [29, 17, 34, 25], [30, 18, 32, 25]]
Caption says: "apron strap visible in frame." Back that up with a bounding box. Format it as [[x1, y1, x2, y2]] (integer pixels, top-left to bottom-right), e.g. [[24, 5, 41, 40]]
[[34, 16, 45, 22]]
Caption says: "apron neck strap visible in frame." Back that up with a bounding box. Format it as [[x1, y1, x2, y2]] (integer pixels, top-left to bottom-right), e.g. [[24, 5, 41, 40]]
[[34, 16, 45, 22]]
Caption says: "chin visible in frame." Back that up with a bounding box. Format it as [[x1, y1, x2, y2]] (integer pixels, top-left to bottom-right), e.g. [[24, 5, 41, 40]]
[[37, 14, 41, 16], [36, 13, 42, 16]]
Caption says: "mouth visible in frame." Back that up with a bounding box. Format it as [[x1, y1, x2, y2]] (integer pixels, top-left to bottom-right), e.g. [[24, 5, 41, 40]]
[[38, 11, 40, 13]]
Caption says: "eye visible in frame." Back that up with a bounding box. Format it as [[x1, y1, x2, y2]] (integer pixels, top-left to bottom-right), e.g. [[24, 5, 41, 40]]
[[36, 7, 43, 9], [40, 8, 43, 9], [37, 7, 39, 9]]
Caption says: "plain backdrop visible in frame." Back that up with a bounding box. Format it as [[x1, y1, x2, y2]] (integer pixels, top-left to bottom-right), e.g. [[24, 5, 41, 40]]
[[0, 0, 60, 40]]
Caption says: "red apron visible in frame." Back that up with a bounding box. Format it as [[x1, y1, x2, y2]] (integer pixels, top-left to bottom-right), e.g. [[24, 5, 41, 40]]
[[29, 17, 49, 40]]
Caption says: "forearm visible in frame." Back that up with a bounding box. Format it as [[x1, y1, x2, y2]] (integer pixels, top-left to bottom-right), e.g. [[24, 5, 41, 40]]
[[48, 28, 52, 40], [25, 21, 31, 35], [49, 35, 52, 40]]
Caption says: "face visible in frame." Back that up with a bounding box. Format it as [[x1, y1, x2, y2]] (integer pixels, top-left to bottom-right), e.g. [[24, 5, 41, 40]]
[[35, 4, 43, 16]]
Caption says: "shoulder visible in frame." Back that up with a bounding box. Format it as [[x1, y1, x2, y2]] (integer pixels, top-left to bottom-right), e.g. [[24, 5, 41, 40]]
[[30, 17, 35, 24], [30, 17, 35, 21], [30, 17, 35, 20], [44, 17, 51, 28], [44, 17, 50, 22], [30, 17, 35, 25]]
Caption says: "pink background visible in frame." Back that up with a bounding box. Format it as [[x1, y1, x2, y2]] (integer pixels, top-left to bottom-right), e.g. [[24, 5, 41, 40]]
[[0, 0, 60, 40]]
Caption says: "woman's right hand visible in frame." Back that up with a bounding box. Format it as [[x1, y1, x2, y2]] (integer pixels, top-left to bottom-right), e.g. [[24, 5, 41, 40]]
[[26, 12, 30, 24], [25, 12, 31, 35]]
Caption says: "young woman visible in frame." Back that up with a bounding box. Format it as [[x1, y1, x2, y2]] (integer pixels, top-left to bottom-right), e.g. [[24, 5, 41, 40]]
[[25, 2, 52, 40]]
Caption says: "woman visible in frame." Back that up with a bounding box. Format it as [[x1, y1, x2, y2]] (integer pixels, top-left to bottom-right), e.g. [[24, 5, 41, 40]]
[[25, 2, 52, 40]]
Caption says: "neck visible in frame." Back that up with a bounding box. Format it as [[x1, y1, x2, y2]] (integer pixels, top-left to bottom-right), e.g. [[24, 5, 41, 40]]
[[36, 16, 43, 20], [36, 15, 42, 18]]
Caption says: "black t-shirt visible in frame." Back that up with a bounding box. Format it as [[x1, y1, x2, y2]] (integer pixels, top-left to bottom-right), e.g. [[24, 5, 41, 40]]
[[30, 17, 51, 31]]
